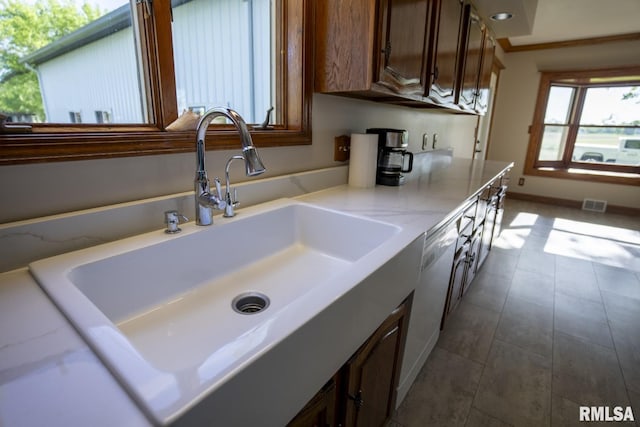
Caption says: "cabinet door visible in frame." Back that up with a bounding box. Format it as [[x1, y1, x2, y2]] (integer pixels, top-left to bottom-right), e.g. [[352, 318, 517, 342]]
[[462, 225, 483, 293], [288, 378, 337, 427], [474, 30, 495, 113], [314, 0, 377, 93], [457, 3, 483, 110], [426, 0, 464, 104], [343, 301, 409, 427], [443, 244, 467, 324], [493, 189, 506, 239], [377, 0, 430, 95], [478, 196, 498, 267]]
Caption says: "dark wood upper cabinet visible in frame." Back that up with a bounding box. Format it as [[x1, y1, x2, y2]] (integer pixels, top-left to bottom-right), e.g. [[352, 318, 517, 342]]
[[315, 0, 432, 102], [314, 0, 376, 94], [457, 3, 484, 111], [475, 30, 496, 113], [425, 0, 464, 105], [377, 0, 431, 96], [315, 0, 495, 114]]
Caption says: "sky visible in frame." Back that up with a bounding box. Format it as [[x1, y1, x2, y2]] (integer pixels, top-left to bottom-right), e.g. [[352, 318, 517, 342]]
[[83, 0, 128, 13], [546, 86, 639, 126], [14, 0, 128, 11], [93, 0, 128, 12]]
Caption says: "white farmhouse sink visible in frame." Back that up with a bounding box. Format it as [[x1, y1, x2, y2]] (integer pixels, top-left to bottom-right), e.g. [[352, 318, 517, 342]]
[[29, 199, 400, 425]]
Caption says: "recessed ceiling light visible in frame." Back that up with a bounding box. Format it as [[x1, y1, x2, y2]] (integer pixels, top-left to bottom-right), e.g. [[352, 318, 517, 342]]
[[491, 12, 513, 21]]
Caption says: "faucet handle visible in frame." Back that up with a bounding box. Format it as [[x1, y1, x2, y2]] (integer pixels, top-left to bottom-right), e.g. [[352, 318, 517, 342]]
[[164, 210, 188, 234], [214, 177, 223, 199], [197, 178, 226, 212], [198, 192, 226, 211], [222, 155, 245, 218], [231, 188, 239, 207]]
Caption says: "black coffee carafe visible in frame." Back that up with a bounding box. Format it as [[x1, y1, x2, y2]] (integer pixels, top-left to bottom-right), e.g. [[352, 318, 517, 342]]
[[366, 128, 414, 186]]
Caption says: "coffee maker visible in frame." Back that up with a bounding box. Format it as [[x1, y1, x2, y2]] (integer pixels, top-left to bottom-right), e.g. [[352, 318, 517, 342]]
[[366, 128, 414, 186]]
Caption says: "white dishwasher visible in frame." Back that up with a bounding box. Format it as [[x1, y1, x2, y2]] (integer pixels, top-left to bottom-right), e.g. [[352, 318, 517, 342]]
[[396, 217, 458, 405]]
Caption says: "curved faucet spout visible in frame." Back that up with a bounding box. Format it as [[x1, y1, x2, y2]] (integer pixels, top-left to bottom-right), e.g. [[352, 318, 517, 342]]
[[194, 107, 267, 226], [196, 107, 266, 176]]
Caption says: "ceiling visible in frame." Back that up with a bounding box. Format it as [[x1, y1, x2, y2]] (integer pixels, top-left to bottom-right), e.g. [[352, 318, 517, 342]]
[[474, 0, 640, 47]]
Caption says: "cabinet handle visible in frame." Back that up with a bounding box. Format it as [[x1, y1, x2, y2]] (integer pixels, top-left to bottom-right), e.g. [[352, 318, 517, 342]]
[[381, 41, 391, 59], [348, 390, 364, 410]]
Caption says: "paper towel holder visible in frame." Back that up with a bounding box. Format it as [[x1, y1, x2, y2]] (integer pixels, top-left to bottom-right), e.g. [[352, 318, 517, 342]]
[[348, 133, 378, 188]]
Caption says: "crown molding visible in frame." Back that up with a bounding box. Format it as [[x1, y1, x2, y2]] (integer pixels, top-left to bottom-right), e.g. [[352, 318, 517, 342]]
[[497, 32, 640, 53]]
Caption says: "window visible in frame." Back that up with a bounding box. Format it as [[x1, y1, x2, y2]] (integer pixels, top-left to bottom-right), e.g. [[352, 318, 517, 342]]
[[188, 106, 206, 116], [0, 0, 311, 164], [69, 112, 82, 123], [95, 111, 111, 124], [525, 67, 640, 185]]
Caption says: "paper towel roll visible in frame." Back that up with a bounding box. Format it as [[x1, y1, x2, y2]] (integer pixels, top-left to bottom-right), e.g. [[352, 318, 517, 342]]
[[348, 133, 378, 188]]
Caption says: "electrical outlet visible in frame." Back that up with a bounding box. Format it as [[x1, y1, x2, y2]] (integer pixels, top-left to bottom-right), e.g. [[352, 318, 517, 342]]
[[334, 135, 350, 162], [518, 177, 525, 186]]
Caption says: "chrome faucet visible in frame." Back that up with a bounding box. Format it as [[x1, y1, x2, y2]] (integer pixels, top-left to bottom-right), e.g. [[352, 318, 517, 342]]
[[195, 107, 266, 225]]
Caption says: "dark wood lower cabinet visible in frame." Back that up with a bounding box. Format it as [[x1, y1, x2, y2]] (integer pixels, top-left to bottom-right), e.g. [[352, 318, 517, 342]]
[[288, 296, 411, 427], [441, 170, 511, 329], [287, 378, 337, 427], [442, 240, 468, 322], [462, 224, 483, 294], [342, 300, 409, 427]]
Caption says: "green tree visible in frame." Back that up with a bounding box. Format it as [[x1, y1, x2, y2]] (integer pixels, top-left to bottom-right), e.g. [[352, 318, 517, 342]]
[[622, 86, 639, 102], [0, 0, 102, 120]]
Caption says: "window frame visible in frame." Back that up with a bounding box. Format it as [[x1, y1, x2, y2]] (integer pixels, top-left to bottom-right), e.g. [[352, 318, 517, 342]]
[[525, 67, 640, 186], [0, 0, 312, 165]]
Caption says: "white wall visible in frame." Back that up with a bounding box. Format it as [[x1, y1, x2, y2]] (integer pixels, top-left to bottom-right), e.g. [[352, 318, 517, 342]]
[[488, 38, 640, 209], [0, 94, 478, 223]]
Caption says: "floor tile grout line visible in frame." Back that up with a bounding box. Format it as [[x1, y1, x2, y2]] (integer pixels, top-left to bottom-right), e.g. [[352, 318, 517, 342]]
[[594, 258, 638, 410], [487, 213, 555, 425], [550, 248, 557, 427], [468, 406, 517, 427], [465, 231, 519, 427], [462, 291, 508, 315], [553, 328, 630, 354]]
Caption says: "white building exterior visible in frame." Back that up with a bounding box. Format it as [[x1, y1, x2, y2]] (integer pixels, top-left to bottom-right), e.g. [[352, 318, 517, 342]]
[[26, 0, 273, 124], [37, 27, 144, 124]]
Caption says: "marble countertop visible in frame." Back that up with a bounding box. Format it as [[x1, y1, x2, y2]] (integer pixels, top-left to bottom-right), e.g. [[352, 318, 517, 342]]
[[0, 156, 512, 426], [0, 269, 151, 426], [298, 156, 511, 235]]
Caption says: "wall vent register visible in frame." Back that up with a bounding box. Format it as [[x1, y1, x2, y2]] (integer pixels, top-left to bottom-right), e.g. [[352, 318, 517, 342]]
[[582, 199, 607, 213]]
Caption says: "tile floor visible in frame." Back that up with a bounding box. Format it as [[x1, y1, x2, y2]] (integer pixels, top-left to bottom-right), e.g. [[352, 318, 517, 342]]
[[392, 198, 640, 426]]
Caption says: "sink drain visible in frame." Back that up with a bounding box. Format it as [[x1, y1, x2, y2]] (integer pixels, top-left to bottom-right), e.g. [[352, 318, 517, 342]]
[[232, 292, 270, 314]]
